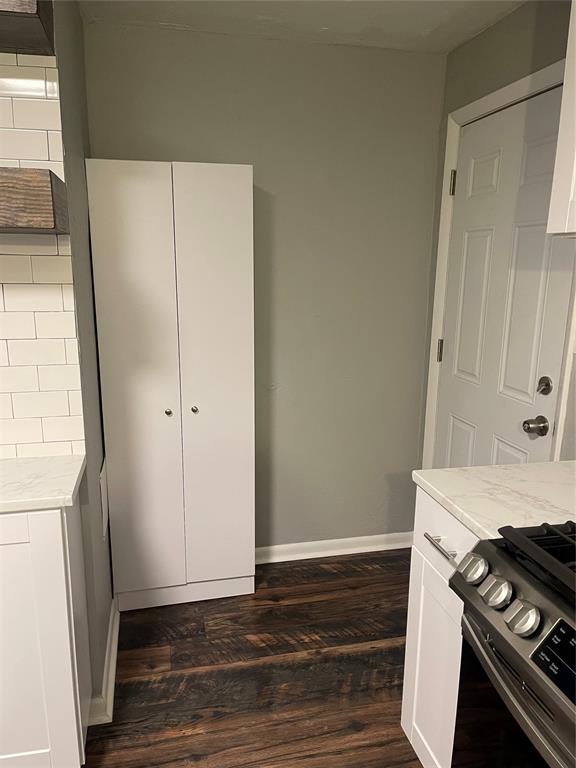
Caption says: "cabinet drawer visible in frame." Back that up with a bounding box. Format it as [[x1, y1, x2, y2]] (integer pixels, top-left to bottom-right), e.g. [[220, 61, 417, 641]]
[[413, 487, 479, 581]]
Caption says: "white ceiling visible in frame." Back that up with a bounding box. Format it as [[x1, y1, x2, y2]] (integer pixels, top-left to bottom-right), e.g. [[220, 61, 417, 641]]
[[80, 0, 527, 54]]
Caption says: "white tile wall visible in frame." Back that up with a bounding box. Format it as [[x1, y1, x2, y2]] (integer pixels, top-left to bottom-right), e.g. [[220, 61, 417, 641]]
[[35, 311, 75, 338], [8, 339, 66, 365], [13, 98, 61, 130], [0, 57, 84, 457], [4, 283, 62, 311], [31, 255, 72, 283], [0, 312, 36, 339], [0, 254, 32, 282]]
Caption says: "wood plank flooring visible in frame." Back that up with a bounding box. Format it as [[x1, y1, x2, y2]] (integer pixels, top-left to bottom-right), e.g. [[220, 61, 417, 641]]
[[85, 549, 420, 767]]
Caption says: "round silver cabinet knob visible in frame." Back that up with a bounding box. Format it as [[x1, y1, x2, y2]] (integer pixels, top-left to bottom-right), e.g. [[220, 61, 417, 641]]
[[477, 574, 513, 610], [458, 553, 490, 585], [191, 406, 199, 414], [165, 409, 173, 417], [503, 599, 541, 637]]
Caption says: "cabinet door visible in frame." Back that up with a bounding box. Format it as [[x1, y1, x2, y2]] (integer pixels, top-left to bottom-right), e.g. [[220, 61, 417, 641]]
[[86, 160, 186, 593], [172, 163, 255, 584], [402, 548, 464, 768]]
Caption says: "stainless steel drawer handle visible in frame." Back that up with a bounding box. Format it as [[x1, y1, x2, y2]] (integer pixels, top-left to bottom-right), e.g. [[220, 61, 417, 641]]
[[424, 532, 457, 564]]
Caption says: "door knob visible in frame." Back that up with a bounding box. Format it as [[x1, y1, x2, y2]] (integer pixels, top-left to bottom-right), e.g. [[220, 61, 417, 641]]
[[536, 375, 552, 395], [165, 409, 173, 417], [522, 415, 549, 436]]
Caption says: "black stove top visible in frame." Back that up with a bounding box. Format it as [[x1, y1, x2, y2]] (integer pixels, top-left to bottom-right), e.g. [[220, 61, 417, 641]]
[[497, 521, 576, 606]]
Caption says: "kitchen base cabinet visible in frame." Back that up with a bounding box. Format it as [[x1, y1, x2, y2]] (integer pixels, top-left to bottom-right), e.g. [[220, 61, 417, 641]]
[[0, 502, 91, 767], [401, 488, 478, 768]]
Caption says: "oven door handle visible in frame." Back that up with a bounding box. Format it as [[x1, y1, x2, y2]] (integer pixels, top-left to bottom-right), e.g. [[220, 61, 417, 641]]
[[462, 615, 567, 768]]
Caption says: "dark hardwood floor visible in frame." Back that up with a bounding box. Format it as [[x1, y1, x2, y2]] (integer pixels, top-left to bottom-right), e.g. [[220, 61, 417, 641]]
[[85, 548, 420, 767]]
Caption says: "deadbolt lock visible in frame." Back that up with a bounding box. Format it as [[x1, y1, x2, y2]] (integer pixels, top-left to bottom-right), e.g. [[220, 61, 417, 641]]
[[536, 375, 553, 396]]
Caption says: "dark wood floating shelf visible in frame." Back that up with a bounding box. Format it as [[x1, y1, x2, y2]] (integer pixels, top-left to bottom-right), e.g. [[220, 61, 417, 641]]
[[0, 167, 69, 234], [0, 0, 54, 55]]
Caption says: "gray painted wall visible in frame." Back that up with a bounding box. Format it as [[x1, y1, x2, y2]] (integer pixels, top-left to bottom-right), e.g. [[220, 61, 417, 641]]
[[445, 0, 570, 113], [53, 1, 112, 691], [81, 23, 446, 546]]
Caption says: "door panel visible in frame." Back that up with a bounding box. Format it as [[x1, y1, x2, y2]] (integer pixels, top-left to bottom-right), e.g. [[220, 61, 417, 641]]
[[172, 163, 255, 584], [86, 160, 186, 593], [435, 88, 576, 467]]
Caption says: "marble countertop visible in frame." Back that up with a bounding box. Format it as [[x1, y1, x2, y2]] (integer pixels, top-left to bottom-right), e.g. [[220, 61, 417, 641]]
[[413, 461, 575, 540], [0, 455, 86, 514]]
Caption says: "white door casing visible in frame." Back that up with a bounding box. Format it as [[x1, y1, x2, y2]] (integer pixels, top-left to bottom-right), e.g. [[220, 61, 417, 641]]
[[172, 163, 255, 584], [434, 87, 576, 467], [86, 160, 187, 593]]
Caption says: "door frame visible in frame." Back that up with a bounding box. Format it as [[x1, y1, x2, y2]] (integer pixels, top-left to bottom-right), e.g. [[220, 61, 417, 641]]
[[422, 59, 573, 468]]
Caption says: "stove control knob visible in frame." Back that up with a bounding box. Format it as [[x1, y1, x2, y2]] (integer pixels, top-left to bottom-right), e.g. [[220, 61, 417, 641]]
[[503, 599, 541, 637], [477, 574, 513, 609], [458, 553, 489, 585]]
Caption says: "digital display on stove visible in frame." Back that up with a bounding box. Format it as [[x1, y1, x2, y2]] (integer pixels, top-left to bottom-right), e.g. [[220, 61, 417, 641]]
[[531, 619, 576, 705]]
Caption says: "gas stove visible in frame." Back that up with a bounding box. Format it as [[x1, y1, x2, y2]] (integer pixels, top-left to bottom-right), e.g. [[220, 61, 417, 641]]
[[449, 521, 576, 768]]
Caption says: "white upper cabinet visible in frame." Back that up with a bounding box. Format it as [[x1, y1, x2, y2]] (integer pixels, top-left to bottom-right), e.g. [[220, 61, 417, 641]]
[[548, 0, 576, 234]]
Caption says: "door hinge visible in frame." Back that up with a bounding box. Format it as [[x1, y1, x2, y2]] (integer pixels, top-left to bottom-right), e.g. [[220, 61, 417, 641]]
[[449, 169, 457, 196], [437, 338, 444, 362]]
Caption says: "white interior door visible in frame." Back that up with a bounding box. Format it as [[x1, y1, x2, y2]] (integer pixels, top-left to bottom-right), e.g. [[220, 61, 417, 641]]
[[86, 160, 186, 593], [435, 88, 576, 467], [172, 163, 255, 584]]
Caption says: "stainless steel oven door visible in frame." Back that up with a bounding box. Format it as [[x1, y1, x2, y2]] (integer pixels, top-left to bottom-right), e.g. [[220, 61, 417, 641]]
[[462, 614, 574, 768]]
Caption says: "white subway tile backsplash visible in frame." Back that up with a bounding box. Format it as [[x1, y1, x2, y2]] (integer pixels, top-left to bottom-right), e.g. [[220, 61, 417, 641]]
[[31, 255, 72, 284], [35, 311, 75, 338], [13, 390, 69, 418], [0, 98, 13, 128], [65, 339, 79, 364], [13, 98, 61, 130], [0, 234, 57, 255], [72, 440, 85, 455], [0, 128, 48, 159], [8, 339, 65, 365], [0, 366, 38, 393], [42, 415, 83, 442], [0, 394, 13, 418], [17, 441, 72, 457], [0, 417, 42, 444], [0, 312, 36, 339], [46, 69, 59, 100], [20, 159, 64, 180], [38, 364, 80, 391], [4, 284, 62, 311], [62, 284, 75, 310], [0, 444, 16, 457], [57, 235, 71, 255], [47, 130, 62, 161], [0, 66, 45, 98], [0, 254, 32, 282], [0, 341, 7, 365], [0, 54, 17, 66], [17, 54, 57, 68], [68, 390, 83, 416]]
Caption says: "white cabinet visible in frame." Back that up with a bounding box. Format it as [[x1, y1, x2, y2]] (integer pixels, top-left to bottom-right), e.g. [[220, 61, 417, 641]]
[[86, 160, 255, 611], [401, 488, 478, 768], [0, 501, 91, 768], [548, 0, 576, 234]]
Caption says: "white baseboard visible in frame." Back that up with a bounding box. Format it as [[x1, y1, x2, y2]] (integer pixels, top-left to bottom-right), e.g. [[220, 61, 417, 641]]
[[116, 575, 255, 611], [255, 531, 413, 564], [88, 599, 120, 726]]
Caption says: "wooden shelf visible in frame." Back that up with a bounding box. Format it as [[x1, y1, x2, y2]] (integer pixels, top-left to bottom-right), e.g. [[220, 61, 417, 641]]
[[0, 0, 54, 55], [0, 167, 68, 234]]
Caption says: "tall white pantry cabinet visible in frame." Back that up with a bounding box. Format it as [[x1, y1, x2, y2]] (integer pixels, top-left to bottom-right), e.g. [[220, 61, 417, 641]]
[[86, 160, 255, 611]]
